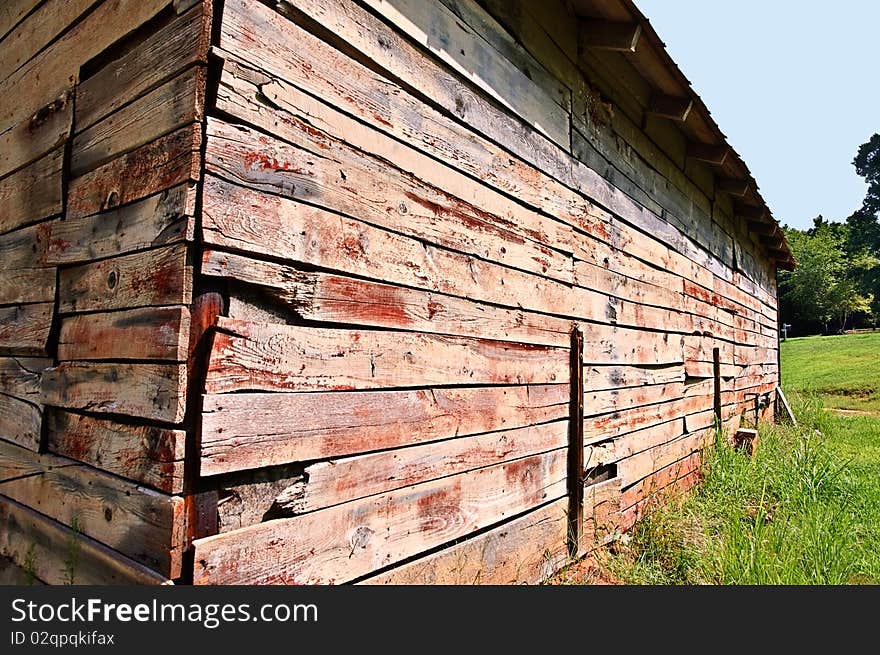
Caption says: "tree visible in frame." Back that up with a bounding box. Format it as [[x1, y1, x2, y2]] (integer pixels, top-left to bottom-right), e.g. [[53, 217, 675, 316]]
[[778, 221, 874, 334], [854, 133, 880, 216]]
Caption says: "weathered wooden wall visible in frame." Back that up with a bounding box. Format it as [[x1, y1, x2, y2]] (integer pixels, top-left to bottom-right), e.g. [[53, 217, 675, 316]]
[[0, 0, 782, 585], [188, 0, 780, 585], [0, 0, 210, 583]]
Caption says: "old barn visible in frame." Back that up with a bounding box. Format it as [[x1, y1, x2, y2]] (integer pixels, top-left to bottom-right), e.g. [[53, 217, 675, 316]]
[[0, 0, 792, 584]]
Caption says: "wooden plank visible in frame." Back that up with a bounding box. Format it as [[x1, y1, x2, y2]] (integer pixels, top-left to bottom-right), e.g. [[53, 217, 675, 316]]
[[41, 362, 187, 424], [359, 0, 570, 148], [76, 2, 211, 131], [229, 0, 745, 292], [0, 0, 42, 41], [0, 440, 184, 577], [584, 363, 685, 391], [0, 0, 95, 84], [201, 178, 690, 334], [0, 392, 41, 451], [581, 476, 623, 554], [193, 448, 567, 584], [73, 67, 205, 176], [0, 221, 56, 305], [58, 243, 191, 314], [0, 495, 172, 585], [568, 325, 584, 556], [359, 497, 568, 585], [0, 89, 72, 179], [584, 395, 712, 444], [0, 303, 53, 356], [0, 0, 172, 134], [0, 267, 56, 305], [67, 124, 202, 220], [585, 381, 687, 417], [436, 0, 570, 112], [579, 19, 641, 52], [46, 185, 195, 265], [200, 384, 568, 475], [205, 317, 569, 394], [0, 356, 50, 401], [618, 428, 714, 489], [58, 306, 190, 361], [216, 47, 738, 313], [0, 147, 63, 235], [205, 119, 573, 284], [265, 0, 569, 186], [776, 387, 796, 426], [277, 421, 567, 515], [605, 419, 685, 464], [46, 410, 185, 493], [215, 57, 575, 259], [204, 250, 572, 349]]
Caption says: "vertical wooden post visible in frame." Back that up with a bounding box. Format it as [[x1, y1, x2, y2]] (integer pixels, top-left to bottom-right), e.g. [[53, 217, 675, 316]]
[[712, 346, 722, 427], [567, 325, 585, 558]]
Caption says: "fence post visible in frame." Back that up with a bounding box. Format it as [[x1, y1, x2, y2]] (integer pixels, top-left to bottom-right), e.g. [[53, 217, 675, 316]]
[[713, 346, 722, 427], [567, 325, 585, 558]]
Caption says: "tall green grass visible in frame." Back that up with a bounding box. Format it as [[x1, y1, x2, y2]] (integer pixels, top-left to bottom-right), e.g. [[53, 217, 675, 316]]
[[603, 395, 880, 585]]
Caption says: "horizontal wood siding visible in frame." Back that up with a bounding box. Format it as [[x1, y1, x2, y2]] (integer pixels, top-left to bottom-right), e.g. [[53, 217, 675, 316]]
[[0, 0, 208, 582], [190, 0, 780, 585]]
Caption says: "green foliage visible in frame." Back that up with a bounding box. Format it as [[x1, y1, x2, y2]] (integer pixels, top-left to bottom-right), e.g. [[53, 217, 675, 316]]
[[854, 133, 880, 216], [779, 219, 875, 333], [779, 134, 880, 333]]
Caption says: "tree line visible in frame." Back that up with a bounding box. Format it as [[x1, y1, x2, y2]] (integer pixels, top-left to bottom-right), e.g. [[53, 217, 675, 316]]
[[778, 134, 880, 335]]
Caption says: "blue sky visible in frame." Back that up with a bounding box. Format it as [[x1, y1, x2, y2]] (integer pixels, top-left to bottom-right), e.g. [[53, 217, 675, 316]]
[[636, 1, 879, 230]]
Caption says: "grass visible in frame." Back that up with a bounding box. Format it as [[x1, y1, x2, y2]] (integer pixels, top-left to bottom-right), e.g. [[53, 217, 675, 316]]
[[780, 332, 880, 412], [569, 332, 880, 585]]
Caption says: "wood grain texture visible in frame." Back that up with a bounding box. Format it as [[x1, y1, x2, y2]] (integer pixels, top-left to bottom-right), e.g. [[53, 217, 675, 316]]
[[41, 362, 186, 424], [0, 440, 185, 577], [193, 448, 567, 584], [75, 2, 211, 131], [278, 420, 568, 514], [72, 66, 206, 176], [215, 57, 575, 258], [0, 222, 55, 305], [46, 185, 195, 265], [0, 392, 41, 451], [0, 89, 72, 180], [0, 0, 94, 84], [0, 147, 63, 235], [0, 303, 53, 356], [202, 177, 692, 334], [58, 306, 190, 361], [205, 119, 573, 284], [67, 124, 202, 220], [360, 497, 569, 584], [205, 317, 568, 394], [46, 410, 185, 493], [0, 0, 42, 41], [58, 244, 191, 314], [360, 0, 569, 147], [201, 384, 568, 475], [204, 249, 573, 349], [0, 356, 50, 402], [0, 0, 172, 134], [0, 495, 172, 585], [264, 0, 746, 292]]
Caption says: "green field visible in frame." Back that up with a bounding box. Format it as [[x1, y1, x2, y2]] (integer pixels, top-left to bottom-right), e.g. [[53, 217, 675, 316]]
[[559, 332, 880, 585], [781, 332, 880, 412]]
